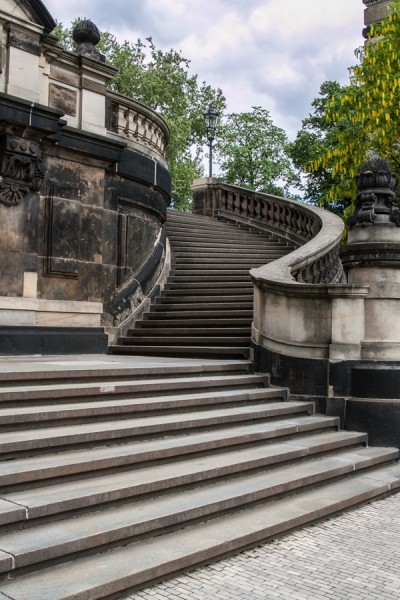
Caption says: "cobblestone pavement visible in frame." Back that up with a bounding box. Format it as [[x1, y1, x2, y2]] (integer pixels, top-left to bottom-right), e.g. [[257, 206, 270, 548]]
[[119, 492, 400, 600]]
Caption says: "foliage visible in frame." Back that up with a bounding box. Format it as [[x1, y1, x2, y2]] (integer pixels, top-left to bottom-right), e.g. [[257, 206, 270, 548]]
[[52, 20, 226, 211], [309, 0, 400, 212], [214, 107, 300, 198], [288, 81, 354, 216]]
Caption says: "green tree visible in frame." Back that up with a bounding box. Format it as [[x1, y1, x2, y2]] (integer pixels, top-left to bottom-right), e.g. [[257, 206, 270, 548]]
[[288, 81, 354, 216], [311, 0, 400, 208], [214, 107, 300, 198], [53, 21, 226, 211]]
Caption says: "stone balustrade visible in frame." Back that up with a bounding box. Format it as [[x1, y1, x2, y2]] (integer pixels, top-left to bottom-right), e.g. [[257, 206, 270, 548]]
[[106, 92, 169, 161], [192, 178, 345, 285]]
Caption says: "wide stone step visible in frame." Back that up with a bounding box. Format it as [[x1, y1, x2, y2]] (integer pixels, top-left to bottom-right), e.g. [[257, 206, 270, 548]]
[[0, 446, 394, 579], [110, 345, 252, 359], [2, 462, 399, 599], [0, 387, 286, 428], [170, 269, 251, 277], [0, 415, 340, 521], [119, 336, 251, 347], [160, 288, 253, 297], [150, 302, 253, 312], [7, 410, 360, 494], [172, 251, 285, 259], [135, 318, 251, 328], [168, 274, 251, 283], [173, 257, 278, 265], [126, 328, 250, 337], [147, 309, 253, 319], [0, 374, 268, 404], [156, 295, 253, 305], [170, 240, 286, 250], [0, 401, 305, 455], [164, 281, 252, 290], [0, 429, 364, 496], [0, 361, 252, 388]]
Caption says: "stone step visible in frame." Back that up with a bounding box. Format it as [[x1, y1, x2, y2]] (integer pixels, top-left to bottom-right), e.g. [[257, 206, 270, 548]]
[[0, 361, 252, 388], [120, 336, 251, 347], [169, 269, 251, 277], [126, 328, 250, 337], [155, 296, 253, 305], [159, 289, 253, 298], [0, 401, 305, 456], [150, 302, 253, 311], [172, 251, 285, 259], [0, 373, 268, 404], [0, 387, 286, 428], [164, 281, 252, 290], [168, 274, 251, 283], [172, 257, 278, 265], [9, 408, 367, 495], [146, 309, 253, 319], [2, 463, 399, 599], [135, 318, 251, 328], [0, 446, 394, 578], [0, 415, 341, 522], [170, 240, 286, 250], [110, 345, 251, 359]]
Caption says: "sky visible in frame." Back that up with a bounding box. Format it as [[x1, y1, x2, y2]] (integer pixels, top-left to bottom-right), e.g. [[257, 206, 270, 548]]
[[44, 0, 364, 140]]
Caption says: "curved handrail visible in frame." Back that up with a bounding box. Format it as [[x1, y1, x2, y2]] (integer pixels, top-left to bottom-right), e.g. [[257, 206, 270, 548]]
[[250, 201, 345, 287], [191, 179, 346, 285]]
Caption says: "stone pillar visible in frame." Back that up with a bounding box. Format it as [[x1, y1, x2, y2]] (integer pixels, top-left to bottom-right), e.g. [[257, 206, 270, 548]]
[[340, 156, 400, 446], [341, 156, 400, 360]]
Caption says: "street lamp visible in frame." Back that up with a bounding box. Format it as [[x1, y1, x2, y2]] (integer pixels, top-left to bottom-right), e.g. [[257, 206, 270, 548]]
[[204, 106, 219, 178]]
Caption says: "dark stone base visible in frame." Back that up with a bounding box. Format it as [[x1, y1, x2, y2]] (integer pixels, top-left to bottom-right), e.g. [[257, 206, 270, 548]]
[[0, 326, 108, 355], [253, 343, 328, 413], [345, 398, 400, 447]]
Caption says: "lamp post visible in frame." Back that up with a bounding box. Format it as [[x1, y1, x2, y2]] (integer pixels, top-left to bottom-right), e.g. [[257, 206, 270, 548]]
[[204, 106, 219, 178]]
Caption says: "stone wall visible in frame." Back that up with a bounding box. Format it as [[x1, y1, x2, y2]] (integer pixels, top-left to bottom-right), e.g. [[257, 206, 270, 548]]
[[0, 1, 171, 351]]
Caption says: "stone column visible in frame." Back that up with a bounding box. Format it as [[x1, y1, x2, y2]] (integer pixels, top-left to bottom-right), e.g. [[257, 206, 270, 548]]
[[340, 156, 400, 446]]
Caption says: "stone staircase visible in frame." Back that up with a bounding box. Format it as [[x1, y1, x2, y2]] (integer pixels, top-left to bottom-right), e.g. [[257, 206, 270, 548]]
[[111, 210, 296, 358], [1, 210, 400, 600], [0, 359, 399, 600]]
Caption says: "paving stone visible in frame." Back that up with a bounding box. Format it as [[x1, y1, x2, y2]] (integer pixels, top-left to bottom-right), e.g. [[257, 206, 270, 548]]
[[129, 492, 400, 600]]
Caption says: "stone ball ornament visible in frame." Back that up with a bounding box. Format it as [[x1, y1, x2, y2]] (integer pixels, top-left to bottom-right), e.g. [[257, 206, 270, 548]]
[[72, 19, 105, 62]]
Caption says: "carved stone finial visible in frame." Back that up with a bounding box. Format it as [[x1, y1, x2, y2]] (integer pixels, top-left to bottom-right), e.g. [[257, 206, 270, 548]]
[[348, 155, 400, 228], [72, 20, 105, 63]]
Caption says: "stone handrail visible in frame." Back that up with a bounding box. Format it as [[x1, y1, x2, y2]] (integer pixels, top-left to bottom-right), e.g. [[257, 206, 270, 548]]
[[192, 178, 345, 285], [106, 91, 170, 160]]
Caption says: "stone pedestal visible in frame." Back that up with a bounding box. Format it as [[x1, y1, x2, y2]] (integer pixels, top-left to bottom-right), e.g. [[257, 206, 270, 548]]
[[335, 156, 400, 445]]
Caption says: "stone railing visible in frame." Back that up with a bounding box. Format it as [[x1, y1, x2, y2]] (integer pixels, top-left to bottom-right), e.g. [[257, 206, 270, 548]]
[[106, 92, 169, 161], [192, 179, 369, 406], [192, 178, 345, 285]]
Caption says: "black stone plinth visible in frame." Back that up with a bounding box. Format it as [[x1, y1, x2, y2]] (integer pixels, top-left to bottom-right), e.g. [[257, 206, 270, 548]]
[[345, 398, 400, 447], [0, 327, 108, 355]]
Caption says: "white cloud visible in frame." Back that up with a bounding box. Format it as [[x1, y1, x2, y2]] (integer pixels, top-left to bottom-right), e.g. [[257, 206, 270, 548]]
[[44, 0, 364, 139]]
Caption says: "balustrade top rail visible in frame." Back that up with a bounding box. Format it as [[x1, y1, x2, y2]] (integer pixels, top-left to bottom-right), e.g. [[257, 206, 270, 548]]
[[192, 179, 345, 286], [106, 91, 170, 160]]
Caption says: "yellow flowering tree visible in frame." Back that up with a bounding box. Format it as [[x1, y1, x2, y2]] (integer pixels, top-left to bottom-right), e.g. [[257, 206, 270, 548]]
[[311, 0, 400, 216]]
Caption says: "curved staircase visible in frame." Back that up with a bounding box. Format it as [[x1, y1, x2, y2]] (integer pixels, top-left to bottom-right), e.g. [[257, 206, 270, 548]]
[[112, 210, 296, 358], [1, 210, 400, 600]]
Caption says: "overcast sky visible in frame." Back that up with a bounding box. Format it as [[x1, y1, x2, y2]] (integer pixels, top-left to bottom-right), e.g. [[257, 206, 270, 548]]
[[45, 0, 364, 140]]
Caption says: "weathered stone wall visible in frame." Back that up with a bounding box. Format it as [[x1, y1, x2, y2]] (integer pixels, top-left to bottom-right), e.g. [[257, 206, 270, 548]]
[[0, 0, 171, 349]]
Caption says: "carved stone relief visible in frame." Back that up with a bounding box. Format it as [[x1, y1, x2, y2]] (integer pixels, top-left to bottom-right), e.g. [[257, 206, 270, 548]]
[[0, 134, 44, 207]]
